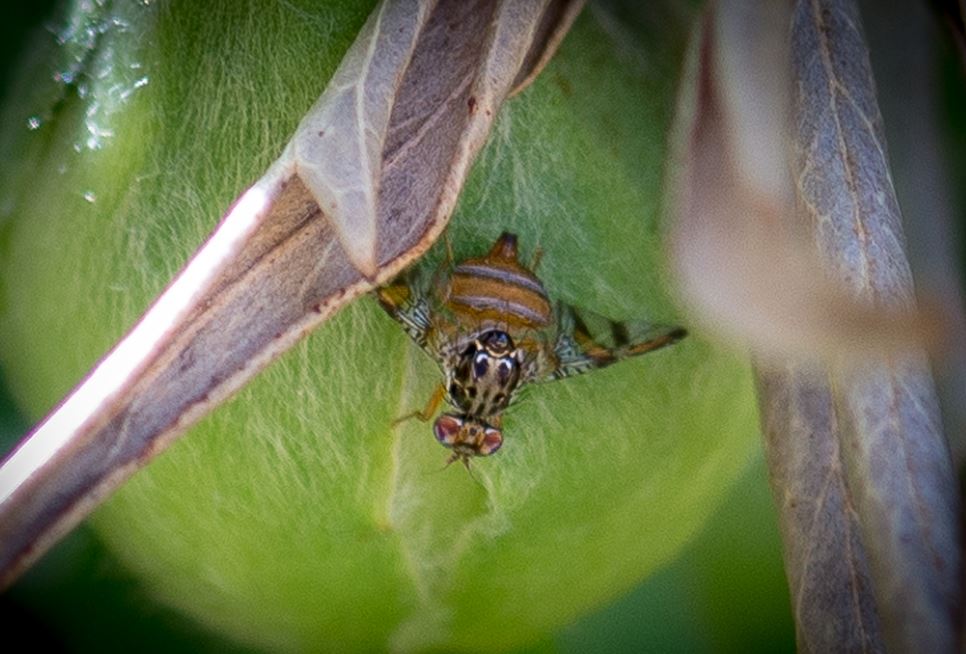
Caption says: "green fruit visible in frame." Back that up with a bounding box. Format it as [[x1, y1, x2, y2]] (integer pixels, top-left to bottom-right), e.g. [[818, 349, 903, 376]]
[[0, 2, 759, 651]]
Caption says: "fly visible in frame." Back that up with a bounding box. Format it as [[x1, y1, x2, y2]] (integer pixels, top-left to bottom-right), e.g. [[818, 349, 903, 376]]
[[375, 231, 686, 468]]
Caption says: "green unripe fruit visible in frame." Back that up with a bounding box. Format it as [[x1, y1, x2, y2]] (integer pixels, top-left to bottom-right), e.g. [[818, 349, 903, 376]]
[[0, 2, 759, 651]]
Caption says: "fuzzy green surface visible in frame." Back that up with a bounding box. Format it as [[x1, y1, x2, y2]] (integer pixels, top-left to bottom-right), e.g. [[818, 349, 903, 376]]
[[0, 2, 760, 652]]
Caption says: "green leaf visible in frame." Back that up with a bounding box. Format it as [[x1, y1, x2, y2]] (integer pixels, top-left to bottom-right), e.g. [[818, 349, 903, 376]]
[[0, 1, 760, 651]]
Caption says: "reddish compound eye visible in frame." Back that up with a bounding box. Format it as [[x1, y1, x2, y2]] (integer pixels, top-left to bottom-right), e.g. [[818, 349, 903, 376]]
[[478, 426, 503, 456], [433, 414, 462, 447]]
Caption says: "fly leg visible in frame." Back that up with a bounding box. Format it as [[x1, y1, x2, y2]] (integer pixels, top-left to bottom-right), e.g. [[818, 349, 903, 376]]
[[529, 245, 543, 272], [623, 328, 689, 357], [392, 384, 446, 425], [443, 231, 455, 267], [571, 313, 687, 367], [427, 232, 456, 299], [547, 305, 688, 380]]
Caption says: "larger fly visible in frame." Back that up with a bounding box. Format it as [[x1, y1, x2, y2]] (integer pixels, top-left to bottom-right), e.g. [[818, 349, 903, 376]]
[[376, 231, 686, 467]]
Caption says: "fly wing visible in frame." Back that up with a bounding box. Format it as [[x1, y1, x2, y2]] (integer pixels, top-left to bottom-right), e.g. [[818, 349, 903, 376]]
[[375, 245, 465, 369], [374, 272, 437, 358], [533, 302, 687, 382]]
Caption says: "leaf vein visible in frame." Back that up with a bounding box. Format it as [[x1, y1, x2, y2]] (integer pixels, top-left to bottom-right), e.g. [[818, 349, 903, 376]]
[[809, 0, 873, 297]]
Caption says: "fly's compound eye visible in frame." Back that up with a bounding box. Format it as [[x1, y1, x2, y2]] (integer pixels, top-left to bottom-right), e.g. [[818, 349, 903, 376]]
[[478, 426, 503, 456], [433, 414, 463, 448]]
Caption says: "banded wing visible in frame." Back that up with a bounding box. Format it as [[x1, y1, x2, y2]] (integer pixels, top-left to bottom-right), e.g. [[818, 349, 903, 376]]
[[375, 278, 435, 354], [536, 302, 687, 382]]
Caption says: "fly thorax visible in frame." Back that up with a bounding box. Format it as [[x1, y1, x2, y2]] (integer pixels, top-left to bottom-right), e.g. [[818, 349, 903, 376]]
[[445, 330, 523, 418]]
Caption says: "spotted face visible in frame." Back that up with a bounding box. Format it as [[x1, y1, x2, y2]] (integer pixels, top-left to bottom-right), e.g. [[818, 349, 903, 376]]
[[445, 330, 523, 419], [433, 414, 503, 459]]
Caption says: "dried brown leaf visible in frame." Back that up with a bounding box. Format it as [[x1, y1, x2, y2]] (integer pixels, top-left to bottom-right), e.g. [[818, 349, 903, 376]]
[[667, 0, 939, 363], [784, 0, 961, 652], [0, 0, 582, 588], [509, 0, 586, 96], [862, 0, 966, 472], [789, 2, 961, 650], [669, 0, 963, 651], [757, 363, 883, 651]]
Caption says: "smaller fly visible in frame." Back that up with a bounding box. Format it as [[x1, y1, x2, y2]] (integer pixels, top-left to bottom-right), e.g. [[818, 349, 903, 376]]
[[376, 231, 686, 468]]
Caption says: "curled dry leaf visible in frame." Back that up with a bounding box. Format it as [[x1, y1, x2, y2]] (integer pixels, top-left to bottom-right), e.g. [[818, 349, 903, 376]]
[[0, 0, 585, 588], [669, 0, 962, 651], [756, 364, 883, 651], [790, 1, 960, 650], [668, 0, 940, 364], [862, 0, 966, 476], [508, 0, 586, 95]]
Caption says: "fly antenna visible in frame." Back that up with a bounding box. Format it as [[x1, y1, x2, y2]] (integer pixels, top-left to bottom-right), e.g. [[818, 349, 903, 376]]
[[423, 452, 459, 477], [462, 457, 479, 484]]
